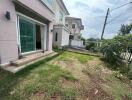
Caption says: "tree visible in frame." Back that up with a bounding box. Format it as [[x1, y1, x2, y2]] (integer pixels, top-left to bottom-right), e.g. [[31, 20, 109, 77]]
[[119, 23, 132, 35]]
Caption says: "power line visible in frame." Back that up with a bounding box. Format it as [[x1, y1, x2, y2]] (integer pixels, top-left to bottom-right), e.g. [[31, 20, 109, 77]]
[[101, 2, 132, 39], [107, 10, 127, 24], [110, 2, 132, 13], [107, 14, 132, 24]]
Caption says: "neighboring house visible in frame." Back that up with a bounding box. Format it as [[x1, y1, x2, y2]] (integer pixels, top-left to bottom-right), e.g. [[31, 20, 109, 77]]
[[52, 0, 70, 48], [0, 0, 64, 67], [65, 17, 84, 47]]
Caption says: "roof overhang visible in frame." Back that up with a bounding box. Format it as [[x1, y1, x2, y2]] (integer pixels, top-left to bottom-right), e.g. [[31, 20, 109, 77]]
[[57, 0, 70, 15]]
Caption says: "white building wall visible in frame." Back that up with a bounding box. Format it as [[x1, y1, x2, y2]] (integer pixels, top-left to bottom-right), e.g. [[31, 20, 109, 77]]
[[71, 22, 81, 34], [0, 0, 18, 65], [53, 27, 62, 47], [71, 40, 83, 47], [52, 0, 70, 48], [61, 29, 69, 46], [48, 22, 54, 52], [54, 0, 66, 25], [65, 19, 81, 34]]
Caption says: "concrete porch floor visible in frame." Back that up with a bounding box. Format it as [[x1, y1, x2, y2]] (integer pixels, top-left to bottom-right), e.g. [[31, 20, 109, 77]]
[[1, 51, 58, 73]]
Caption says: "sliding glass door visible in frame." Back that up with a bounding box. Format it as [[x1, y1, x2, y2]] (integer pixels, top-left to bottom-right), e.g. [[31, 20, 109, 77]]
[[19, 18, 35, 53]]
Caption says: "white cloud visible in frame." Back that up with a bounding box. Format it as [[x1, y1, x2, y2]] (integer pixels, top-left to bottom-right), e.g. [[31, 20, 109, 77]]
[[63, 0, 132, 39]]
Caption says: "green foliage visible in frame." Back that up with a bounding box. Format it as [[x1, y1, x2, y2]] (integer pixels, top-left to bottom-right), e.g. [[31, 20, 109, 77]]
[[128, 63, 132, 79], [86, 42, 95, 50], [0, 51, 132, 99], [86, 42, 97, 52], [61, 88, 76, 100], [105, 74, 132, 100], [0, 59, 77, 100], [101, 34, 132, 79], [101, 34, 132, 65], [101, 40, 122, 65], [119, 23, 132, 35], [86, 38, 101, 52], [57, 51, 95, 63]]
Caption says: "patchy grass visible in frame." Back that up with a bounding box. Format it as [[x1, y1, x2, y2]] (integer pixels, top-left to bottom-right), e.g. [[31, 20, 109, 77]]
[[82, 60, 132, 100], [0, 58, 77, 100], [0, 51, 132, 100], [103, 74, 132, 100], [57, 51, 95, 63]]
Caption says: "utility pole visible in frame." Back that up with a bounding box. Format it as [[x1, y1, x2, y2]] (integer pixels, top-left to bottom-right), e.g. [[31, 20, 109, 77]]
[[101, 8, 109, 40]]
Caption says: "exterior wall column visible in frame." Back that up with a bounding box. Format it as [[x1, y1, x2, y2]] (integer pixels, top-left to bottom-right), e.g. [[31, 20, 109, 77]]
[[47, 22, 54, 52], [0, 0, 18, 65]]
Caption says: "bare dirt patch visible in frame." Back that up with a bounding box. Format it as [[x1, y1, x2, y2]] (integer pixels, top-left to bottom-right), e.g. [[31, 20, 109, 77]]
[[31, 90, 61, 100], [29, 90, 45, 100], [79, 59, 115, 100], [80, 86, 113, 100], [56, 58, 114, 99], [59, 78, 77, 88], [49, 53, 132, 99], [51, 58, 90, 82]]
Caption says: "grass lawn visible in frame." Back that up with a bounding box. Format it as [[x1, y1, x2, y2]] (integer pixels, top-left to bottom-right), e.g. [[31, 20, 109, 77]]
[[0, 51, 132, 100]]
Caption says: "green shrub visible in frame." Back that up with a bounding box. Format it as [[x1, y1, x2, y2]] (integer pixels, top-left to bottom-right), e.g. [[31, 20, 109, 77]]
[[86, 42, 95, 50], [101, 34, 132, 65], [128, 63, 132, 79], [101, 41, 123, 65]]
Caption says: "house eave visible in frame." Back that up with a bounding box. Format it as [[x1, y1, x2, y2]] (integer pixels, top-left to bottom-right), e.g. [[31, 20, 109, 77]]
[[40, 0, 55, 14], [57, 0, 70, 15]]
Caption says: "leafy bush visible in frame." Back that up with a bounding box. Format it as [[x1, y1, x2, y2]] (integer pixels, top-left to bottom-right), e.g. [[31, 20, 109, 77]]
[[128, 63, 132, 79], [86, 42, 100, 52], [101, 40, 123, 65], [101, 34, 132, 65], [86, 42, 95, 50], [100, 34, 132, 79]]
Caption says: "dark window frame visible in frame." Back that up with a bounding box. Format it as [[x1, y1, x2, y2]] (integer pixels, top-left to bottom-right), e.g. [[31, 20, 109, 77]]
[[65, 24, 68, 27], [55, 33, 58, 41], [72, 24, 76, 29]]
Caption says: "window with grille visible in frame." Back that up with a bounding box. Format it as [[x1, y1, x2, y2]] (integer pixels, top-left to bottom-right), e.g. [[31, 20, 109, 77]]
[[19, 18, 35, 53]]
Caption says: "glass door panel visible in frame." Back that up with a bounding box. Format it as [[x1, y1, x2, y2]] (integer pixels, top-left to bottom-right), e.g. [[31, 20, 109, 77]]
[[19, 18, 35, 53]]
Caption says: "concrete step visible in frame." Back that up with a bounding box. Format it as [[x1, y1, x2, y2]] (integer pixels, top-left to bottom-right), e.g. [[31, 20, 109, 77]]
[[11, 51, 57, 67], [2, 51, 58, 73]]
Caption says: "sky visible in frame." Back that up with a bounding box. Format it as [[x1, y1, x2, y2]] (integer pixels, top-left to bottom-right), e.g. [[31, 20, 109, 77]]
[[63, 0, 132, 39]]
